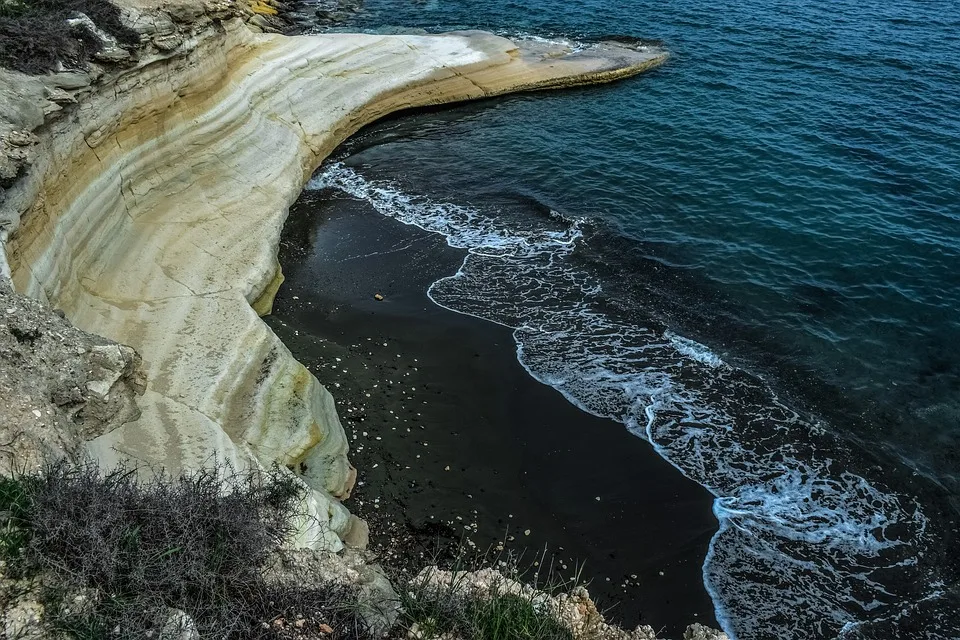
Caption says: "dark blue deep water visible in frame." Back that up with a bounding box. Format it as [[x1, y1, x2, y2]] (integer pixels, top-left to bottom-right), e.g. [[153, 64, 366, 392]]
[[305, 1, 960, 637]]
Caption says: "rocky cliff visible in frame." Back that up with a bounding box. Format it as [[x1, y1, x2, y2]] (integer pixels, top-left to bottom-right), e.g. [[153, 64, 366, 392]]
[[0, 281, 144, 474], [0, 0, 667, 551]]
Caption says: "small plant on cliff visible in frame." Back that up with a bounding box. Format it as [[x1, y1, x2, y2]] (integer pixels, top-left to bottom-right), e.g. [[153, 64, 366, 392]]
[[398, 549, 579, 640], [0, 0, 139, 74], [0, 474, 34, 559], [0, 461, 368, 639], [402, 587, 575, 640]]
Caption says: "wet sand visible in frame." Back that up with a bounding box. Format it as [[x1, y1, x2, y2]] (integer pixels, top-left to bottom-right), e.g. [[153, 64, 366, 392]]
[[266, 188, 720, 635]]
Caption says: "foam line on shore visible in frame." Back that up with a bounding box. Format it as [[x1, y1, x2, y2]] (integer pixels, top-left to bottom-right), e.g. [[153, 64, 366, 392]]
[[309, 163, 946, 639], [3, 21, 667, 551]]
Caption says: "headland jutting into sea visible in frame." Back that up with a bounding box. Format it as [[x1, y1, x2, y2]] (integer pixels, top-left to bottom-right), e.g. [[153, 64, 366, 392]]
[[0, 0, 724, 637], [2, 0, 958, 637]]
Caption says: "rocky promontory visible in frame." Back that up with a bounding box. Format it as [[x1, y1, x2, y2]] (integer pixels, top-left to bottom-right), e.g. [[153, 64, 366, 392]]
[[0, 2, 722, 638], [0, 0, 667, 551]]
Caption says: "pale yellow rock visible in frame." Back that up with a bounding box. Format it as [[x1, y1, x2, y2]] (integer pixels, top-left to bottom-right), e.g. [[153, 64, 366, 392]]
[[249, 1, 277, 15], [252, 263, 284, 316], [4, 21, 666, 550]]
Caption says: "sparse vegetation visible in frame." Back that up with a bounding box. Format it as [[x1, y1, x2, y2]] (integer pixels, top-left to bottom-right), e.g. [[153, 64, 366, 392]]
[[398, 549, 583, 640], [402, 587, 575, 640], [0, 462, 369, 639], [0, 461, 600, 639], [0, 0, 138, 74]]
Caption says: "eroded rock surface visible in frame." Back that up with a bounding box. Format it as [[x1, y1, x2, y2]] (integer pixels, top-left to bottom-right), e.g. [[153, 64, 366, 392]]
[[1, 0, 666, 552], [266, 548, 399, 635], [0, 281, 144, 474], [410, 567, 728, 640]]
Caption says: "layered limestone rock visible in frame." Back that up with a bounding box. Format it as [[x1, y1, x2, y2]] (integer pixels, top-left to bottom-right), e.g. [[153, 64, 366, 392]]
[[1, 9, 666, 550]]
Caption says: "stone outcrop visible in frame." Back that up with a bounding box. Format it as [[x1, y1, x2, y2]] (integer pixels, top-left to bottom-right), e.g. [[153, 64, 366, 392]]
[[0, 2, 667, 551], [265, 548, 399, 636], [0, 281, 145, 475], [410, 567, 728, 640]]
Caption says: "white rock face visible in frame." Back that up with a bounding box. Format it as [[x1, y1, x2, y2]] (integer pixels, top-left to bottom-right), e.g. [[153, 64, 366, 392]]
[[2, 15, 666, 550]]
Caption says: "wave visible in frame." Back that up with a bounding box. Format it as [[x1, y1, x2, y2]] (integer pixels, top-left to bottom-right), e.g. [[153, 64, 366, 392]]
[[308, 163, 954, 639]]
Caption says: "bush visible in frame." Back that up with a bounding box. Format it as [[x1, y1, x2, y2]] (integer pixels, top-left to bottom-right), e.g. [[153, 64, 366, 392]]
[[0, 474, 33, 560], [402, 588, 575, 640], [0, 0, 139, 74], [0, 462, 369, 639], [0, 462, 595, 640], [398, 551, 579, 640]]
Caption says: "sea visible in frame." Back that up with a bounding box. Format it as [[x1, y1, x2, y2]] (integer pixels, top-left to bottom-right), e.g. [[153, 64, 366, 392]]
[[298, 1, 960, 637]]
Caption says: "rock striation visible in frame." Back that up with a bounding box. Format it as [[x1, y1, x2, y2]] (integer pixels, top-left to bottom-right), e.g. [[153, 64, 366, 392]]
[[0, 3, 667, 550]]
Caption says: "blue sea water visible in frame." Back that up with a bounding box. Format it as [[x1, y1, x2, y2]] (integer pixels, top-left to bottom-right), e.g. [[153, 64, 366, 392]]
[[304, 0, 960, 637]]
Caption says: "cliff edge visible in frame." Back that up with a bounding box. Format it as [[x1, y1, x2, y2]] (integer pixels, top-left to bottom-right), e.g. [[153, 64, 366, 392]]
[[0, 0, 667, 551], [0, 3, 736, 639]]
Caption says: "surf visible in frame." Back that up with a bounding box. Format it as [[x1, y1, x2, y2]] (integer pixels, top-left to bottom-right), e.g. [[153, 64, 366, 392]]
[[307, 162, 953, 639]]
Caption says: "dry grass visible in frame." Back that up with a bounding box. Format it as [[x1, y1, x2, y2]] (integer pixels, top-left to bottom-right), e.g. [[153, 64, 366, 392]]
[[0, 462, 369, 639], [0, 0, 138, 73]]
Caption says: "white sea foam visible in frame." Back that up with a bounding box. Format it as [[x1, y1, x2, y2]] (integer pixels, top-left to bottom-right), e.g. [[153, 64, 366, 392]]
[[309, 167, 582, 266], [309, 164, 939, 640], [665, 331, 726, 368], [509, 33, 588, 53]]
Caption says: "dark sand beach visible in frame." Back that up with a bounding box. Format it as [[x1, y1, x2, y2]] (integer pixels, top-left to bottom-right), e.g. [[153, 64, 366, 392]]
[[265, 188, 720, 635]]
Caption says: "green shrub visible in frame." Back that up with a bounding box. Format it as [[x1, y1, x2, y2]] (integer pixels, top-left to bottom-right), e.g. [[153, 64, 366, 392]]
[[0, 475, 33, 559], [402, 587, 574, 640], [398, 553, 578, 640]]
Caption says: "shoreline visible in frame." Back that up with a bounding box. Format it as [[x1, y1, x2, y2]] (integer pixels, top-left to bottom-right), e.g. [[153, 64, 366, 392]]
[[266, 188, 720, 635], [2, 16, 668, 551], [3, 0, 957, 636], [0, 4, 730, 634]]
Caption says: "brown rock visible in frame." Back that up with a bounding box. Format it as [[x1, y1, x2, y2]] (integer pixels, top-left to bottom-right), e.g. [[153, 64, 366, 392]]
[[0, 283, 145, 474], [342, 514, 370, 548]]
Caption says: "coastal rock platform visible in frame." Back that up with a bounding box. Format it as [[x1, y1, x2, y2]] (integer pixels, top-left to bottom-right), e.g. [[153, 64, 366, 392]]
[[1, 9, 666, 549]]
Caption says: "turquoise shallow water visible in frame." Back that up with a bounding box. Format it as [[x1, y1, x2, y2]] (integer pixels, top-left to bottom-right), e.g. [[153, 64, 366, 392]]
[[304, 0, 960, 637]]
